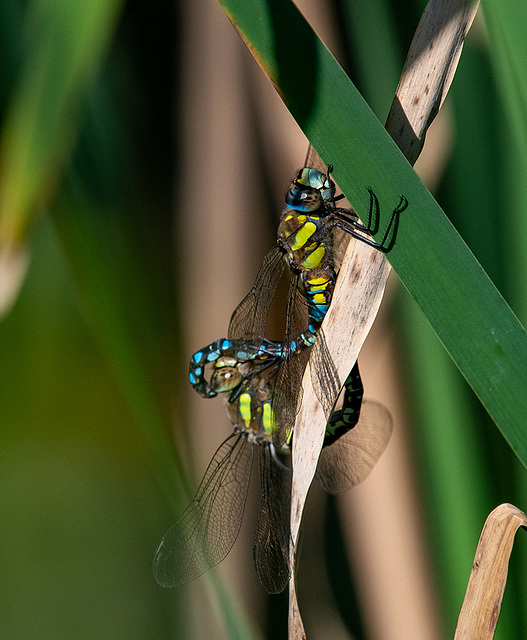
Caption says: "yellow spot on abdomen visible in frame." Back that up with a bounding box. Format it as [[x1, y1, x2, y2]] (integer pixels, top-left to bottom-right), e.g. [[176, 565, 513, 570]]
[[307, 275, 330, 289]]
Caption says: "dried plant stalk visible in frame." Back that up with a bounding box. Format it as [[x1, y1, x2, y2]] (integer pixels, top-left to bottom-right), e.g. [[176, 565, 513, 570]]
[[288, 1, 480, 637], [454, 503, 527, 640]]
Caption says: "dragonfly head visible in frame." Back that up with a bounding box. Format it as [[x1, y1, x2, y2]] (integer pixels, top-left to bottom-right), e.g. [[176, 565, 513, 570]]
[[285, 168, 335, 212], [211, 357, 243, 394]]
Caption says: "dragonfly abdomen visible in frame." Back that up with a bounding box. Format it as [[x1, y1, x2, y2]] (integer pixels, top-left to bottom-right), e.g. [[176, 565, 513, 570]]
[[324, 362, 364, 446], [298, 267, 336, 328]]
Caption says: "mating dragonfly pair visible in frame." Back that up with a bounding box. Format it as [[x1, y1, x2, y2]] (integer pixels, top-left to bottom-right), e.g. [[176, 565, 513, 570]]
[[154, 152, 407, 594]]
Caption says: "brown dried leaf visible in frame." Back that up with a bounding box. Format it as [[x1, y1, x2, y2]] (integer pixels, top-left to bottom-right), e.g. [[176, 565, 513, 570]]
[[455, 504, 527, 640]]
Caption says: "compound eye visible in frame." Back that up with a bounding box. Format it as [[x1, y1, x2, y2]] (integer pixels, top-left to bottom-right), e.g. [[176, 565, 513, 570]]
[[211, 367, 242, 393], [285, 183, 322, 211]]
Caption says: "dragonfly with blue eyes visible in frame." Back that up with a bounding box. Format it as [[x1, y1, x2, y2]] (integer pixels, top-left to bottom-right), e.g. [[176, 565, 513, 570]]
[[153, 336, 392, 594], [227, 148, 406, 448], [153, 150, 403, 593]]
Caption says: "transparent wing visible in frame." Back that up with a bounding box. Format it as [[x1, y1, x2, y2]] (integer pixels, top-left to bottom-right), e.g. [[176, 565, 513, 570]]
[[153, 433, 254, 587], [228, 246, 285, 341], [229, 244, 313, 448], [315, 400, 393, 495], [309, 329, 342, 421], [253, 446, 292, 594], [271, 278, 312, 447]]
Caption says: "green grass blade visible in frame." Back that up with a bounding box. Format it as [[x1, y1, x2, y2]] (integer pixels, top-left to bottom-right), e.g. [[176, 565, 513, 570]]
[[338, 0, 403, 119], [218, 0, 527, 467], [0, 0, 123, 247], [396, 35, 524, 636], [483, 0, 527, 160], [478, 2, 527, 636], [0, 0, 124, 315]]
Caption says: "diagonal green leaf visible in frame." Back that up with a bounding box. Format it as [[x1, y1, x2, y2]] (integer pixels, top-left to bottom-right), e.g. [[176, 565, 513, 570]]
[[0, 0, 123, 314], [218, 0, 527, 467], [0, 0, 123, 244]]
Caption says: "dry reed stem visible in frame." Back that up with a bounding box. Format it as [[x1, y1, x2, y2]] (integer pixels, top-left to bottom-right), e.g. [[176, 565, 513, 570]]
[[287, 0, 480, 637], [454, 503, 527, 640]]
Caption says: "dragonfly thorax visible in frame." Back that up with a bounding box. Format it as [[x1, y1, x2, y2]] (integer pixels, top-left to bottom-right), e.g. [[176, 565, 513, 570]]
[[277, 208, 333, 272], [226, 364, 280, 444]]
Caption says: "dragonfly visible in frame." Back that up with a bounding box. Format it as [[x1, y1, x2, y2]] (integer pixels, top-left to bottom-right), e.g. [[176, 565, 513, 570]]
[[153, 337, 393, 594], [228, 148, 407, 447]]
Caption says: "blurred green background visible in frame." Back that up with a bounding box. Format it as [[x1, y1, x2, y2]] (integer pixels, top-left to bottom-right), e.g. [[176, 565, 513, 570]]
[[1, 0, 526, 639]]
